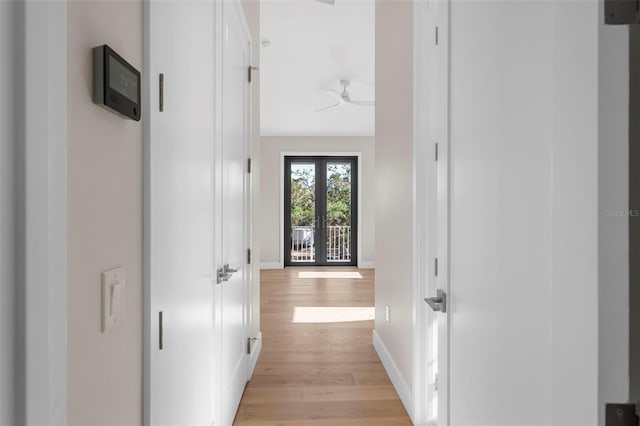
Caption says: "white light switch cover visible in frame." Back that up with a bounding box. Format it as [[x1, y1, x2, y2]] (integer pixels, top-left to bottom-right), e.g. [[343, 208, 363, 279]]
[[102, 266, 125, 332]]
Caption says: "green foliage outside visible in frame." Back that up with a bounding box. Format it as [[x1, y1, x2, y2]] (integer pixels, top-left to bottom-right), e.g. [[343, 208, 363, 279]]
[[326, 164, 351, 226], [290, 165, 315, 226], [290, 163, 351, 227]]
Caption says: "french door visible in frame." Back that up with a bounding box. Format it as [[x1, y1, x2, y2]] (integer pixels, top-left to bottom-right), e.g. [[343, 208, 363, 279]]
[[284, 156, 358, 267]]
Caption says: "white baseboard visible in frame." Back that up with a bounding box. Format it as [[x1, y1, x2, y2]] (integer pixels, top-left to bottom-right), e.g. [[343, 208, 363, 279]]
[[358, 261, 375, 269], [373, 329, 414, 423], [260, 262, 283, 270], [248, 331, 262, 379]]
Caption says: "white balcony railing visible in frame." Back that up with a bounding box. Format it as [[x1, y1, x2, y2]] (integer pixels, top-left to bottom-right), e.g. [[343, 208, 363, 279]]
[[291, 225, 351, 263], [291, 226, 315, 262], [326, 225, 351, 262]]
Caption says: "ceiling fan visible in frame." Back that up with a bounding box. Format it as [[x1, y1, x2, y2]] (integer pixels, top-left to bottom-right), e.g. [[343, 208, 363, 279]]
[[317, 80, 375, 112]]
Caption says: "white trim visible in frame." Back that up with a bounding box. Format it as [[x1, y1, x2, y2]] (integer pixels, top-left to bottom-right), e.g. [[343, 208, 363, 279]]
[[0, 5, 17, 423], [279, 151, 363, 268], [279, 154, 285, 268], [357, 261, 375, 269], [260, 262, 283, 270], [241, 0, 253, 387], [412, 0, 429, 424], [21, 1, 68, 424], [412, 0, 451, 424], [373, 330, 414, 423], [247, 331, 262, 379]]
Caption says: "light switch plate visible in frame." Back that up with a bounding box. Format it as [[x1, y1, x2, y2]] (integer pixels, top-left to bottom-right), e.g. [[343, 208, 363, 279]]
[[102, 266, 125, 332]]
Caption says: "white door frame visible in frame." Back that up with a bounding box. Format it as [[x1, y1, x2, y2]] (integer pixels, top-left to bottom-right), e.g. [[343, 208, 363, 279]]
[[412, 1, 430, 423], [3, 1, 68, 424], [237, 0, 256, 379], [10, 0, 443, 423], [216, 0, 253, 421], [279, 151, 364, 269], [413, 0, 450, 424], [12, 0, 436, 424]]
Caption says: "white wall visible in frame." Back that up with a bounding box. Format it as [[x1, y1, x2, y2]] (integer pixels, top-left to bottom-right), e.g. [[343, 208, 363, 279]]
[[373, 0, 413, 405], [259, 136, 375, 268], [67, 2, 143, 424]]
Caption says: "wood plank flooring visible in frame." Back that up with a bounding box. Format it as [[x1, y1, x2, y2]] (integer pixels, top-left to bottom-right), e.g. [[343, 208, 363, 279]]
[[234, 268, 412, 425]]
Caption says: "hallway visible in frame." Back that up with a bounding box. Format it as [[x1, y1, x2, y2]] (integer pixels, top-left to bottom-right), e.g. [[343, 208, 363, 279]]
[[234, 268, 411, 425]]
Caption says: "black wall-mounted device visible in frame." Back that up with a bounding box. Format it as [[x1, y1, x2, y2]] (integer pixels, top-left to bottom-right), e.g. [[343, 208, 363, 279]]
[[93, 45, 141, 121]]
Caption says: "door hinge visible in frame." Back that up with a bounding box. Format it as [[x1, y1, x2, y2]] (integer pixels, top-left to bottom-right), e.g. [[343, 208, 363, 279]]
[[159, 73, 164, 112], [435, 26, 439, 45], [247, 158, 251, 173], [158, 311, 164, 350], [434, 257, 439, 277], [605, 403, 640, 426], [247, 337, 258, 354], [248, 66, 260, 83], [247, 248, 251, 265], [435, 143, 439, 161], [605, 0, 640, 24], [434, 373, 439, 391]]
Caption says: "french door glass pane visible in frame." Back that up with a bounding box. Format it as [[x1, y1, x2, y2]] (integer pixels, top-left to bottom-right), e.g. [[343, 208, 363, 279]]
[[290, 163, 316, 263], [325, 162, 352, 263]]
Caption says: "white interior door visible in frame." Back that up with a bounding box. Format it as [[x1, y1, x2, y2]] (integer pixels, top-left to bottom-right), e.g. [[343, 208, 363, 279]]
[[446, 1, 554, 425], [145, 1, 216, 424], [219, 1, 251, 424]]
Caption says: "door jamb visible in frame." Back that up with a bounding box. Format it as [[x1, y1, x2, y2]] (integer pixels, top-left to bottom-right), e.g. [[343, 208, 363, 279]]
[[412, 1, 429, 423], [11, 1, 68, 424], [413, 0, 450, 423], [279, 151, 363, 269]]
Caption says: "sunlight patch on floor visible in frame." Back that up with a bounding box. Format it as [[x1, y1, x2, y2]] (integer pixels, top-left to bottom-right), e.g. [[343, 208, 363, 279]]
[[297, 271, 363, 279], [292, 306, 375, 323]]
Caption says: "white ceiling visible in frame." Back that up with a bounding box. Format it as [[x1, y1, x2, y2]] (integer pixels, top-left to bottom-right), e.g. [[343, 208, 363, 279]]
[[260, 0, 375, 136]]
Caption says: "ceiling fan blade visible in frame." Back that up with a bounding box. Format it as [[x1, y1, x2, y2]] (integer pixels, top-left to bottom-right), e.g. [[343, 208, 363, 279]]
[[314, 0, 336, 4], [317, 102, 341, 112], [348, 100, 375, 106], [325, 89, 342, 101]]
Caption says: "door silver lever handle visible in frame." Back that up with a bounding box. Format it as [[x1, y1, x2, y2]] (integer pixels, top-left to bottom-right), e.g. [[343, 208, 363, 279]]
[[216, 267, 231, 284], [224, 264, 239, 273], [424, 289, 447, 313]]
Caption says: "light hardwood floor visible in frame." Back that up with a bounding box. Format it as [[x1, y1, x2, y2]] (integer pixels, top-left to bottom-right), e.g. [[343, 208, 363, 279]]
[[234, 267, 412, 425]]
